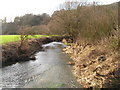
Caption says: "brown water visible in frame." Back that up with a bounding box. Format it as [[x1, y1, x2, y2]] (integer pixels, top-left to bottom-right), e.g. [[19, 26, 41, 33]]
[[2, 42, 81, 88]]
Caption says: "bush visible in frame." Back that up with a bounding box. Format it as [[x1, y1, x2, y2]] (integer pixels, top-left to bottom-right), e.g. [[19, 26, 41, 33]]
[[48, 3, 118, 43]]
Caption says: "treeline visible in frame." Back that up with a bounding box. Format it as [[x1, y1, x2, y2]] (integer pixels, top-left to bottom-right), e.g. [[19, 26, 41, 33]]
[[2, 13, 50, 34], [51, 2, 118, 50], [50, 2, 118, 42], [2, 1, 119, 47]]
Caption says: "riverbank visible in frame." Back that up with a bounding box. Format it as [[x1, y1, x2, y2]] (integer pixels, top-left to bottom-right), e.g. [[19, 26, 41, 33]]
[[2, 36, 69, 67], [2, 42, 81, 88], [63, 42, 120, 88]]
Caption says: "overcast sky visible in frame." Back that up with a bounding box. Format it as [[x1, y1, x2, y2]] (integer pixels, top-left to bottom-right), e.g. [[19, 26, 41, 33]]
[[0, 0, 119, 22]]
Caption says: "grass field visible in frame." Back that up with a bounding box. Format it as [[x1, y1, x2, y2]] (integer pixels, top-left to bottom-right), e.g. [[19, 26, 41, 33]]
[[0, 35, 50, 44]]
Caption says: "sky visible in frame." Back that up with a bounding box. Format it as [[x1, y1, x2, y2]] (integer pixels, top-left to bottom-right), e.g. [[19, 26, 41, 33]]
[[0, 0, 119, 22]]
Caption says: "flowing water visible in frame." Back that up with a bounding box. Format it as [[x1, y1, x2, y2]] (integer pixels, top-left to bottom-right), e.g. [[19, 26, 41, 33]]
[[1, 42, 81, 88]]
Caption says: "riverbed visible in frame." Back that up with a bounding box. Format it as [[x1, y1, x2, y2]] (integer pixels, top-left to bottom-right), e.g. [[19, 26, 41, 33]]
[[2, 42, 81, 88]]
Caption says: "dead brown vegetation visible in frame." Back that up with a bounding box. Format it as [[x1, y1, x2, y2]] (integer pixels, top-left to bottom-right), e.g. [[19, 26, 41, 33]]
[[49, 2, 118, 45], [63, 43, 119, 88], [62, 1, 119, 88]]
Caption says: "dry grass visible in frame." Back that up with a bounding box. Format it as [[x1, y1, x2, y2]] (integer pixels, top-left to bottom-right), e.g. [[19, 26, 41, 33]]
[[63, 43, 119, 88], [49, 3, 118, 46]]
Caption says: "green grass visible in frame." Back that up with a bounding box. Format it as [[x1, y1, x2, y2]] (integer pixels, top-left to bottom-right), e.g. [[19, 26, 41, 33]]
[[0, 35, 51, 44]]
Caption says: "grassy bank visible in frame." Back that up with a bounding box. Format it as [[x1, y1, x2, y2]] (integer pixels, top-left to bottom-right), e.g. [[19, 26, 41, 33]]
[[0, 35, 59, 44]]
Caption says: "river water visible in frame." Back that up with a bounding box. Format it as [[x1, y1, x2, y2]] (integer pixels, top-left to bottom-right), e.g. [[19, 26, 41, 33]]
[[1, 42, 81, 88]]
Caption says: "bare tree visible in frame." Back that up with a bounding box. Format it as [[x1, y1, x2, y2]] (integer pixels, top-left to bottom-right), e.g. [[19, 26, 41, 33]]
[[17, 34, 29, 54]]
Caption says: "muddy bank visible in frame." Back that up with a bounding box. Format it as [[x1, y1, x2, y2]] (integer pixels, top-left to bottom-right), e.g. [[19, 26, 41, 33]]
[[63, 42, 120, 88], [2, 36, 70, 67]]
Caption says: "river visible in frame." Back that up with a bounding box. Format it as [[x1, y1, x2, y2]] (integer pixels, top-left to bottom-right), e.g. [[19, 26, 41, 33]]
[[2, 42, 81, 88]]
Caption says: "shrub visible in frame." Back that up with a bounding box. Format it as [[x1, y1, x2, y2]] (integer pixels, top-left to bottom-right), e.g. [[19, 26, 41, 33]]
[[48, 2, 118, 44]]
